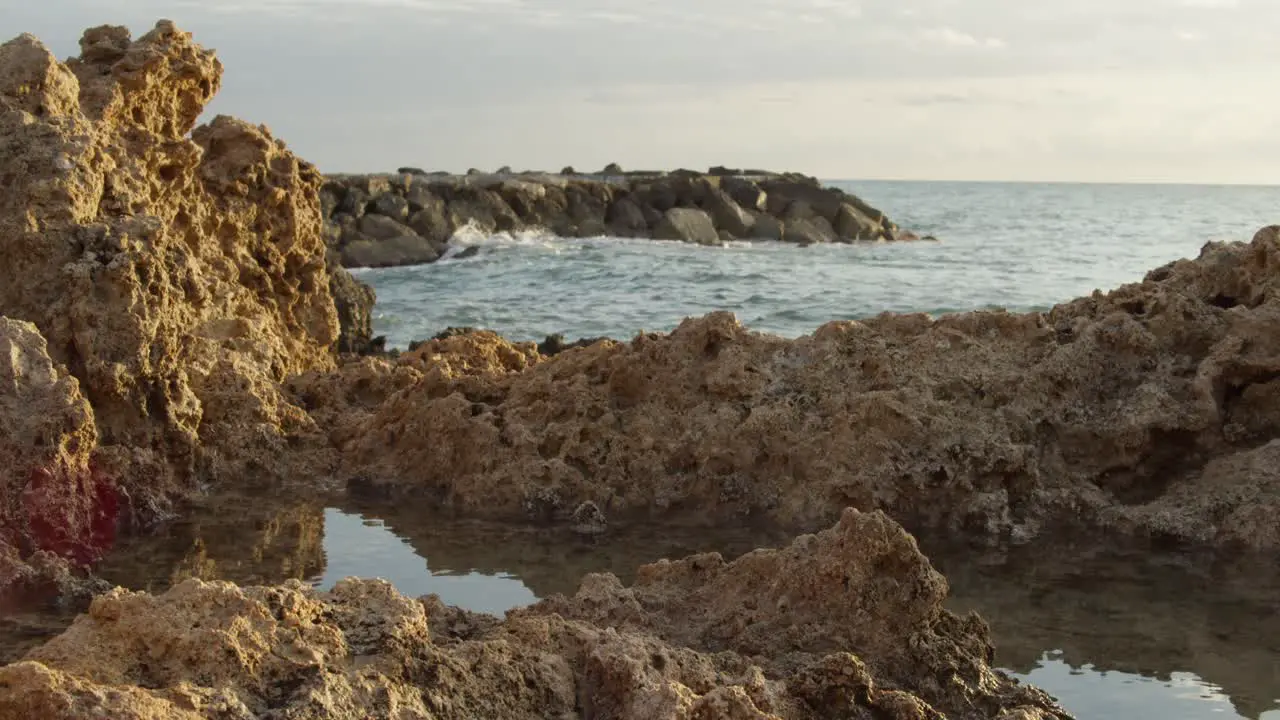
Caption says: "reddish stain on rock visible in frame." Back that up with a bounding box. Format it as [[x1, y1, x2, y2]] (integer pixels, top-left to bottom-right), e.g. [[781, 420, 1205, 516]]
[[20, 462, 119, 567]]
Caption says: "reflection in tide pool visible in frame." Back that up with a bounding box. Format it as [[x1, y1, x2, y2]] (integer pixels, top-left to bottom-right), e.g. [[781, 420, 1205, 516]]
[[314, 508, 536, 616], [1016, 652, 1248, 720]]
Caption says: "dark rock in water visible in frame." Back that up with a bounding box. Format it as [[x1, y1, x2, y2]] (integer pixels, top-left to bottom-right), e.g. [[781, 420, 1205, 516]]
[[453, 245, 481, 260], [342, 235, 441, 268], [701, 187, 755, 237], [397, 166, 427, 176], [538, 334, 609, 356], [605, 197, 648, 237], [327, 262, 376, 354], [785, 217, 838, 245], [653, 207, 719, 245]]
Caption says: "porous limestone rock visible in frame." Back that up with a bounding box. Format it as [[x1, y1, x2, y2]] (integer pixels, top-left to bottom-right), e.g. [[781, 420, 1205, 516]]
[[313, 227, 1280, 550], [0, 509, 1071, 719], [0, 22, 340, 537]]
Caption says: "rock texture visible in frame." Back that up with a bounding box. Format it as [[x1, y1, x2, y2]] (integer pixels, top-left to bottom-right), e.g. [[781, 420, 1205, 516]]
[[0, 509, 1071, 719], [302, 227, 1280, 551], [0, 23, 341, 590], [320, 169, 919, 268]]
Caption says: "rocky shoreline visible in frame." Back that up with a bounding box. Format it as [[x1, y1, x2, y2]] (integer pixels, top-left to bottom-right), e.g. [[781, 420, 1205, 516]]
[[321, 168, 926, 268], [0, 19, 1277, 720]]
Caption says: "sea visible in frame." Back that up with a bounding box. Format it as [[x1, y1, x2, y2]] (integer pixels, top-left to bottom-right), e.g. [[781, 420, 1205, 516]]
[[355, 180, 1280, 348], [344, 180, 1280, 719]]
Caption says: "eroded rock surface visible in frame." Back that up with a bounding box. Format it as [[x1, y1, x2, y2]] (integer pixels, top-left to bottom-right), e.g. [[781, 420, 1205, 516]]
[[0, 23, 340, 580], [0, 509, 1071, 719], [306, 227, 1280, 550]]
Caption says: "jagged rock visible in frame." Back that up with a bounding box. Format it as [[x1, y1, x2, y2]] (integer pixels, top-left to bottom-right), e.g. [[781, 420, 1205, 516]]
[[0, 20, 339, 559], [0, 510, 1071, 720], [654, 208, 720, 245], [307, 228, 1280, 550], [0, 319, 110, 597]]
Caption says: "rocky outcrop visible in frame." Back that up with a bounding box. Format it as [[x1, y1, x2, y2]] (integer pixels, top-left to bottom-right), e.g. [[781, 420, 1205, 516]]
[[320, 169, 920, 267], [296, 227, 1280, 551], [0, 23, 341, 592], [0, 509, 1071, 719]]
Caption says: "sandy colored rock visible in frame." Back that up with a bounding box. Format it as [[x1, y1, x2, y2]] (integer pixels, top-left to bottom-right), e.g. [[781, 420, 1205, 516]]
[[0, 319, 113, 599], [318, 228, 1280, 550], [0, 20, 340, 572], [0, 509, 1070, 719]]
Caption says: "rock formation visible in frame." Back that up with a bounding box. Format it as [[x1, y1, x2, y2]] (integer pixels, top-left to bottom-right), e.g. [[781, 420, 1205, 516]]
[[301, 227, 1280, 551], [0, 509, 1072, 719], [0, 22, 343, 592], [320, 169, 918, 268]]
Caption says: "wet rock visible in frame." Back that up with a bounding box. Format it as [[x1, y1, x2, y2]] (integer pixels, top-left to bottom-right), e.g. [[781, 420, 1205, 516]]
[[0, 510, 1072, 720], [654, 207, 720, 245], [342, 235, 440, 268]]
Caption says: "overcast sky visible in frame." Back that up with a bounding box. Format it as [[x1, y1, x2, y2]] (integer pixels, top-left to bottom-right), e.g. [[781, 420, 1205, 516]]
[[6, 0, 1279, 182]]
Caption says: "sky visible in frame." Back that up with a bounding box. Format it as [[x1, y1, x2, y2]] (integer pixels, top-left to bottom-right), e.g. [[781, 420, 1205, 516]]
[[4, 0, 1279, 183]]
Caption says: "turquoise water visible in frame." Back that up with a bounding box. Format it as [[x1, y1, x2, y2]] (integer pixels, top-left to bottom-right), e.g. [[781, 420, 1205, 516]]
[[356, 180, 1280, 347]]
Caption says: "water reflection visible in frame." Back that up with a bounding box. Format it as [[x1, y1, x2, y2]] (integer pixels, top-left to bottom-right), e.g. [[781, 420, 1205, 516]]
[[3, 494, 1277, 720]]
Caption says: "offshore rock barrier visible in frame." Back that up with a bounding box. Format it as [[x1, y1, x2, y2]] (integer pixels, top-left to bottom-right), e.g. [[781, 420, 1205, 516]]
[[321, 168, 925, 268]]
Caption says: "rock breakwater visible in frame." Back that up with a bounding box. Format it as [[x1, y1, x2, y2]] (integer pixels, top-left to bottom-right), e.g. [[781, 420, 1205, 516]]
[[321, 168, 920, 268]]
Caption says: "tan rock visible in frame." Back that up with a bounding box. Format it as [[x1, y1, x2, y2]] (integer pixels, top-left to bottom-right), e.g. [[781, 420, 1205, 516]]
[[0, 510, 1070, 720], [0, 22, 340, 538], [324, 228, 1280, 550]]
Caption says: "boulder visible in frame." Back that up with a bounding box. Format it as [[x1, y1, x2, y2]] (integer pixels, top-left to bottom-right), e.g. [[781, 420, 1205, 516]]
[[653, 208, 720, 245], [834, 202, 883, 241], [748, 211, 784, 241], [341, 235, 440, 268], [560, 165, 576, 175], [337, 185, 369, 218], [407, 206, 452, 246], [605, 197, 648, 237], [396, 166, 426, 175], [358, 213, 416, 241], [404, 184, 443, 214], [701, 187, 754, 238], [370, 192, 410, 221], [784, 216, 838, 244], [722, 177, 767, 212], [602, 162, 623, 174]]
